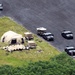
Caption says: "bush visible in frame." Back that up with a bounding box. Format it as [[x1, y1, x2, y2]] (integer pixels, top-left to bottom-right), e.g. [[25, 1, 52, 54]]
[[0, 52, 75, 75]]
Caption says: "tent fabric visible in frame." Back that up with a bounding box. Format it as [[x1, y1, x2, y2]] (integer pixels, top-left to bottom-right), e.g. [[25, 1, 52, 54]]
[[1, 31, 24, 44]]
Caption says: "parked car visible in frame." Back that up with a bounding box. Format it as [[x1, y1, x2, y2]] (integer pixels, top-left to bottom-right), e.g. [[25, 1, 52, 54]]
[[42, 32, 54, 41], [65, 46, 75, 56], [24, 32, 34, 40], [36, 27, 47, 36], [61, 30, 73, 39], [0, 4, 3, 10], [28, 41, 37, 49]]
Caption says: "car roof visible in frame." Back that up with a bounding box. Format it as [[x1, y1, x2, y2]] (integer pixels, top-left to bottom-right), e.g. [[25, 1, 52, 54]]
[[36, 27, 47, 31], [69, 50, 75, 52], [0, 4, 2, 6]]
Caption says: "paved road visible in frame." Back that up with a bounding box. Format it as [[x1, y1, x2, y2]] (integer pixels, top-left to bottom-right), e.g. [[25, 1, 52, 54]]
[[0, 0, 75, 51]]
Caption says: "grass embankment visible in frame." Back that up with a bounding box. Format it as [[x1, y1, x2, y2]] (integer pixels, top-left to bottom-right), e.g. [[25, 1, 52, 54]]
[[0, 17, 60, 67]]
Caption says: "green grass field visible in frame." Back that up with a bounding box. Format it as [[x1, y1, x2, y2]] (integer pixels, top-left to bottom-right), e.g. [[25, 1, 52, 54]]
[[0, 17, 60, 67]]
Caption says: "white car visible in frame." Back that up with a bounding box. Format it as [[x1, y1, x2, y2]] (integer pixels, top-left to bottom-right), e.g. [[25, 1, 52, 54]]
[[61, 30, 73, 39], [0, 4, 3, 10], [65, 46, 75, 56], [42, 32, 54, 41]]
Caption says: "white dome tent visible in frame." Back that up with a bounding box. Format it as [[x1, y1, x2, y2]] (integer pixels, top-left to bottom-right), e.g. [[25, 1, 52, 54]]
[[1, 30, 25, 45]]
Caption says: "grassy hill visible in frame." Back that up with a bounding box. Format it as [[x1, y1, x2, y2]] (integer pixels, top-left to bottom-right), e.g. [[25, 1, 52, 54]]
[[0, 17, 60, 67]]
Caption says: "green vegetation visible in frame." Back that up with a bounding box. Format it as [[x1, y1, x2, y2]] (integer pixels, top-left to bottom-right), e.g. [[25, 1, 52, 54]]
[[0, 53, 75, 75], [0, 17, 75, 75], [0, 17, 60, 66]]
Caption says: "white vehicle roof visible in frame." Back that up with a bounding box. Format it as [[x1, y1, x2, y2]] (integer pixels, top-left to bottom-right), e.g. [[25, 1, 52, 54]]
[[28, 41, 35, 43], [24, 32, 32, 35], [0, 4, 2, 6], [69, 50, 75, 52], [36, 27, 47, 31]]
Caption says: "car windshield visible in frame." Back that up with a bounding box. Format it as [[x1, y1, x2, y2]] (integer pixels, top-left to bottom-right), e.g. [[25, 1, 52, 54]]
[[44, 33, 53, 36], [64, 31, 72, 34], [66, 47, 75, 50], [66, 33, 73, 35]]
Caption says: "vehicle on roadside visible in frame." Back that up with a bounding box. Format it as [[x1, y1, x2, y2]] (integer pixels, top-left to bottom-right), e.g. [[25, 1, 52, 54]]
[[65, 46, 75, 56], [61, 30, 73, 39], [0, 3, 3, 10], [24, 32, 34, 40], [36, 27, 47, 36], [42, 32, 54, 41]]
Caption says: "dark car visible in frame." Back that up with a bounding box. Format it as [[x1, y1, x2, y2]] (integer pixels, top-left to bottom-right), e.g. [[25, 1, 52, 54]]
[[61, 30, 73, 39], [42, 32, 54, 41], [0, 4, 3, 10], [65, 46, 75, 56]]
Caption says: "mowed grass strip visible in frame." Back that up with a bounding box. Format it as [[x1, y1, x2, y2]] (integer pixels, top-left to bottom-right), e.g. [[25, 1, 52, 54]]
[[0, 17, 60, 67]]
